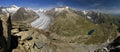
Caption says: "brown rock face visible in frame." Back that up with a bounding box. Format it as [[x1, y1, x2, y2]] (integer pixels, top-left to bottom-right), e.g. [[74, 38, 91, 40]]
[[0, 13, 12, 52], [12, 7, 39, 23]]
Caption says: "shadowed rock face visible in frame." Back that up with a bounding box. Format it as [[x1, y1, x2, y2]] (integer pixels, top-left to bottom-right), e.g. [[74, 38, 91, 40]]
[[107, 36, 120, 52], [12, 7, 39, 23], [94, 36, 120, 52], [117, 27, 120, 33], [0, 13, 12, 52], [0, 19, 6, 52]]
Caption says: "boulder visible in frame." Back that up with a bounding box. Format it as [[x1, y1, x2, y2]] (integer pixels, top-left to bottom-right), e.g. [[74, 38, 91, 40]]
[[12, 49, 22, 52], [34, 42, 46, 49], [15, 31, 30, 40], [11, 29, 19, 34]]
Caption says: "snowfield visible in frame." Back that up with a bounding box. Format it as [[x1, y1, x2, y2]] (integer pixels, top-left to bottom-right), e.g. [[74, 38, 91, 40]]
[[31, 13, 51, 30]]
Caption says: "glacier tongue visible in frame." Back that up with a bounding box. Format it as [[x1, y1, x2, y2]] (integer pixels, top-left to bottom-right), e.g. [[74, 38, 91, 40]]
[[31, 12, 51, 30]]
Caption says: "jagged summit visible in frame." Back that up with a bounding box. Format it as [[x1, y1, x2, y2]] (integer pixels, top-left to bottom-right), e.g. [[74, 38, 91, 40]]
[[1, 5, 19, 13], [8, 5, 19, 8], [54, 6, 70, 12], [12, 7, 39, 23], [34, 8, 46, 13], [19, 7, 33, 12], [0, 5, 48, 14], [46, 6, 76, 16], [82, 10, 88, 15]]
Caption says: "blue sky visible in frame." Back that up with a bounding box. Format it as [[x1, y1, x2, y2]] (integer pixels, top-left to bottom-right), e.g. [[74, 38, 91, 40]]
[[0, 0, 120, 14]]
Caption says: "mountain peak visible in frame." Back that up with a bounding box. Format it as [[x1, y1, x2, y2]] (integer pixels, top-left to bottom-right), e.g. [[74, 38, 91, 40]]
[[1, 5, 19, 13], [57, 6, 69, 9], [54, 6, 70, 12], [12, 7, 38, 23], [34, 8, 46, 13], [82, 10, 88, 15], [18, 7, 33, 13]]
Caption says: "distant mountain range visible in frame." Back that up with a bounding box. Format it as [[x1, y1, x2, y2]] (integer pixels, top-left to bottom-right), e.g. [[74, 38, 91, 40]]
[[0, 5, 19, 13], [0, 5, 46, 14]]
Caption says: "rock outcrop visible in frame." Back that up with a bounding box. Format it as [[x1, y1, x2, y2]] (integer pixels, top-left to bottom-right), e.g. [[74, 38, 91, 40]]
[[11, 26, 54, 52], [0, 13, 12, 52], [94, 35, 120, 52]]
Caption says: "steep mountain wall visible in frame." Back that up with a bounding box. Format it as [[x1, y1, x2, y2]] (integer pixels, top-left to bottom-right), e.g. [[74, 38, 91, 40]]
[[0, 13, 12, 52]]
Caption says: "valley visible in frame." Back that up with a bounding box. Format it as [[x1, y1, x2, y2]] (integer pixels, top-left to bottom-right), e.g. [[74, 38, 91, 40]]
[[31, 13, 51, 30]]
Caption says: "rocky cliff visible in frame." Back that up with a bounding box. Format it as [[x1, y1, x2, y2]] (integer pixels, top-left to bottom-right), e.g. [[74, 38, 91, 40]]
[[0, 13, 12, 52]]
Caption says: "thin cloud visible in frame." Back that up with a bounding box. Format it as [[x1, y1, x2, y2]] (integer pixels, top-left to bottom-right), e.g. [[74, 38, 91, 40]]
[[56, 1, 66, 7], [90, 3, 102, 8]]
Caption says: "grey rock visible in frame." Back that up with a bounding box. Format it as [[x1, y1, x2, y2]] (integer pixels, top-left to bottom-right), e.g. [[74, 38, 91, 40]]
[[34, 42, 46, 49]]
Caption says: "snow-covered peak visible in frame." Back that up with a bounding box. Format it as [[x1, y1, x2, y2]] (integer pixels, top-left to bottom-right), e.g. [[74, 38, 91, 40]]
[[34, 9, 46, 13], [54, 6, 70, 12], [2, 5, 20, 13], [87, 16, 92, 19], [24, 7, 32, 12], [82, 10, 88, 15]]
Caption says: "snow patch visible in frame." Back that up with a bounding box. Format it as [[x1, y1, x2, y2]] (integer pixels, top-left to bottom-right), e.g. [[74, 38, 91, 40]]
[[54, 6, 69, 12], [34, 9, 46, 13], [2, 5, 19, 13], [24, 8, 32, 12], [87, 16, 92, 19], [82, 11, 88, 15]]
